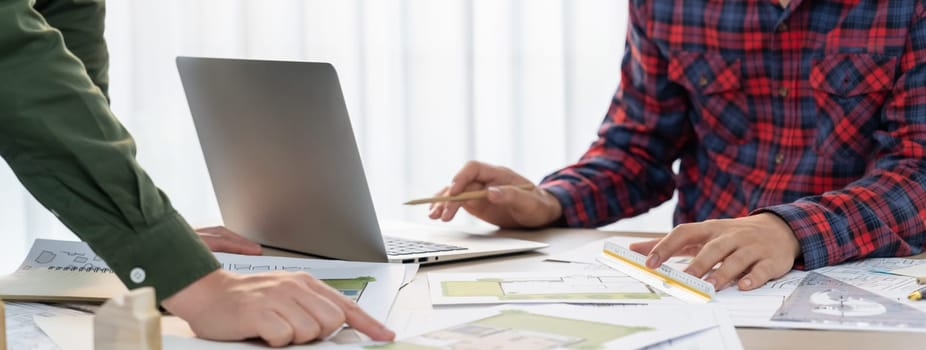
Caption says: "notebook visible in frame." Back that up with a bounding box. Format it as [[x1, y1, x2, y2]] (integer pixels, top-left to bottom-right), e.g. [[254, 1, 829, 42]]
[[0, 239, 124, 302]]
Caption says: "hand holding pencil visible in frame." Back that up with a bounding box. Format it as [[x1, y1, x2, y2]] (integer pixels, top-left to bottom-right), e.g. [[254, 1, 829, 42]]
[[418, 161, 564, 229], [404, 183, 536, 205]]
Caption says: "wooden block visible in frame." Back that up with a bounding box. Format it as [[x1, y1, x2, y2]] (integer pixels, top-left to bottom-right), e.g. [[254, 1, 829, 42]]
[[94, 287, 161, 350], [1, 297, 6, 350]]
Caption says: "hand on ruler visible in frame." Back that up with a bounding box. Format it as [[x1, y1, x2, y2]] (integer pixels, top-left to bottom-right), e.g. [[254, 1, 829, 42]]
[[629, 213, 801, 291]]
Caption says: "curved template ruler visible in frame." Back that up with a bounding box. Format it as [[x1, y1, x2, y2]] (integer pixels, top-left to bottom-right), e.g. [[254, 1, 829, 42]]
[[596, 241, 715, 304], [772, 272, 926, 328]]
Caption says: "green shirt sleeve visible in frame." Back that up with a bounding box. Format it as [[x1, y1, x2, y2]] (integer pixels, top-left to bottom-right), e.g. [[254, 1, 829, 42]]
[[0, 0, 220, 303], [33, 0, 110, 100]]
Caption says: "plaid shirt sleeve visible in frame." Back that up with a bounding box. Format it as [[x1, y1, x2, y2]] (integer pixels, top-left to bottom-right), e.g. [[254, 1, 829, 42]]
[[541, 0, 926, 270], [540, 2, 694, 227], [758, 6, 926, 269]]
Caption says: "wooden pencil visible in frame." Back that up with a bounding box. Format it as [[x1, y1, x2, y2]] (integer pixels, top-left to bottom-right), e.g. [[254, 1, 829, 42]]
[[403, 183, 535, 205]]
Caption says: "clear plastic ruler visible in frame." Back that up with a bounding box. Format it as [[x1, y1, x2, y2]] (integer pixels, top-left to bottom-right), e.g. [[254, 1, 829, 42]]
[[596, 241, 715, 303], [772, 272, 926, 327]]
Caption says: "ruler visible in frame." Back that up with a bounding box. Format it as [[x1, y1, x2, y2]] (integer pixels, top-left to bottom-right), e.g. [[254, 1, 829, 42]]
[[596, 241, 715, 303], [772, 272, 926, 327]]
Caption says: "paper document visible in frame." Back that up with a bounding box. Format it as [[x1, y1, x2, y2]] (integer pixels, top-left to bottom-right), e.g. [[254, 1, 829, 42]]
[[546, 237, 926, 331], [889, 264, 926, 281], [771, 272, 926, 328], [716, 260, 926, 331], [427, 270, 675, 305], [379, 304, 739, 350], [1, 239, 412, 321], [4, 302, 89, 350], [37, 313, 376, 350]]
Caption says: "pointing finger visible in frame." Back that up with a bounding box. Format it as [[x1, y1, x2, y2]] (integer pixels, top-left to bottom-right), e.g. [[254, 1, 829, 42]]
[[302, 275, 395, 341]]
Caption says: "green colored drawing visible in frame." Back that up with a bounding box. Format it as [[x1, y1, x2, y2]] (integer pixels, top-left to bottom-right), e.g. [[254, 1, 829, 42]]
[[322, 276, 374, 301], [366, 309, 652, 350], [442, 281, 504, 297], [441, 278, 659, 301]]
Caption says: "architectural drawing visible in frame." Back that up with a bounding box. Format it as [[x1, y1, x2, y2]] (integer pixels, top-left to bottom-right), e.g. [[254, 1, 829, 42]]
[[772, 272, 926, 328], [322, 277, 375, 302], [433, 273, 660, 304], [368, 309, 652, 350]]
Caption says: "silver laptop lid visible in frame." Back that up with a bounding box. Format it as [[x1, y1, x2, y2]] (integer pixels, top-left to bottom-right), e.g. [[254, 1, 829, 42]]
[[177, 57, 388, 262]]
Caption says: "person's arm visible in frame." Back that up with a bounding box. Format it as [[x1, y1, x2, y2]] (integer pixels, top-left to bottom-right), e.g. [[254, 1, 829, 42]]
[[0, 0, 217, 303], [757, 8, 926, 270], [32, 0, 109, 100], [0, 2, 394, 344], [429, 1, 691, 228], [33, 0, 264, 256], [540, 0, 693, 227]]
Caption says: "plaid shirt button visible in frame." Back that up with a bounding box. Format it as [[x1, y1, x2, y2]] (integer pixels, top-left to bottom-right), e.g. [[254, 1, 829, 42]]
[[777, 23, 788, 32], [778, 86, 789, 97], [775, 153, 785, 165]]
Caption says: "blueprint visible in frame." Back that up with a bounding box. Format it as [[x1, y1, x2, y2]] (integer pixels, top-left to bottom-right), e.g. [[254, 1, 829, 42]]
[[370, 309, 652, 349], [379, 304, 737, 350], [771, 272, 926, 328], [427, 271, 670, 305]]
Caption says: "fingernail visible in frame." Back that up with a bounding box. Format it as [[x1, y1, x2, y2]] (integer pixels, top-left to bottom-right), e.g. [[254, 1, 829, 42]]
[[645, 253, 660, 268], [487, 187, 502, 199], [740, 278, 753, 289]]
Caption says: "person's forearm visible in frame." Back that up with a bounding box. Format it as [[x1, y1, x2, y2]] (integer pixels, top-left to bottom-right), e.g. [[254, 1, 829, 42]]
[[0, 0, 218, 302], [540, 2, 691, 228], [757, 9, 926, 269]]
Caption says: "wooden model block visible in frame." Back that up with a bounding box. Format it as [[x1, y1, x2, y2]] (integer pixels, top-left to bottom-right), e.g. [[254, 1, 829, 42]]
[[1, 297, 6, 350], [94, 287, 161, 350]]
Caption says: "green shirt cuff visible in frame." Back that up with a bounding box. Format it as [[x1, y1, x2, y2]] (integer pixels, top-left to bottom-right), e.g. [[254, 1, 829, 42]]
[[102, 212, 220, 303]]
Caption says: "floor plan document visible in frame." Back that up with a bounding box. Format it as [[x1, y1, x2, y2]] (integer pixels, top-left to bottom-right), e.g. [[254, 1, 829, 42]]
[[771, 272, 926, 328], [427, 271, 671, 305], [379, 304, 740, 350]]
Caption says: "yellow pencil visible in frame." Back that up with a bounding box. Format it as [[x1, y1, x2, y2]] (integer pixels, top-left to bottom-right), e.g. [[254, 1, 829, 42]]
[[403, 183, 535, 205], [908, 286, 926, 301]]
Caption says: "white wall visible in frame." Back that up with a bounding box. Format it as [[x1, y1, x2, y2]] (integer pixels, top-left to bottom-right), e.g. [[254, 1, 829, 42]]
[[0, 0, 676, 273]]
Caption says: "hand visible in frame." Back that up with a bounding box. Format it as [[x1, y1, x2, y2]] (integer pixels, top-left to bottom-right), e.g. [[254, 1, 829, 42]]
[[195, 226, 262, 255], [429, 161, 563, 228], [162, 269, 395, 347], [628, 213, 801, 291]]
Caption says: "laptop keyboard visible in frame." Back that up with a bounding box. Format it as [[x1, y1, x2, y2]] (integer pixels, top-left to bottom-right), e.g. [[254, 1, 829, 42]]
[[384, 236, 467, 256]]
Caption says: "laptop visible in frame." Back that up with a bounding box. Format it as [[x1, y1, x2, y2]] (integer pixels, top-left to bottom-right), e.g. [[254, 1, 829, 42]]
[[176, 57, 547, 264]]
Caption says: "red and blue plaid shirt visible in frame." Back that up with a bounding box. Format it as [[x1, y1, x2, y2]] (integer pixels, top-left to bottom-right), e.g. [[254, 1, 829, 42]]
[[541, 0, 926, 269]]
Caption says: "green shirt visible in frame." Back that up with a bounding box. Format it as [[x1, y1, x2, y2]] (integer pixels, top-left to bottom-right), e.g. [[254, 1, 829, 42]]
[[0, 0, 220, 303]]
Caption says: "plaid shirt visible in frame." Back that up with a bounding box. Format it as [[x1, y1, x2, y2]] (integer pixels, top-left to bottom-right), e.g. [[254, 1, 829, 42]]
[[541, 0, 926, 269]]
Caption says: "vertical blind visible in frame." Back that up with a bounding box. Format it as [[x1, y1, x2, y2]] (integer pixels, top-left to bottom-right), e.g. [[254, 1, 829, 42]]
[[0, 0, 677, 272]]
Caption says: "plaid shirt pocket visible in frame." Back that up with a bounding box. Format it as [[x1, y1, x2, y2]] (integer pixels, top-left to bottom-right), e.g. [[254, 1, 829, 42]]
[[810, 53, 897, 160], [668, 51, 749, 152]]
